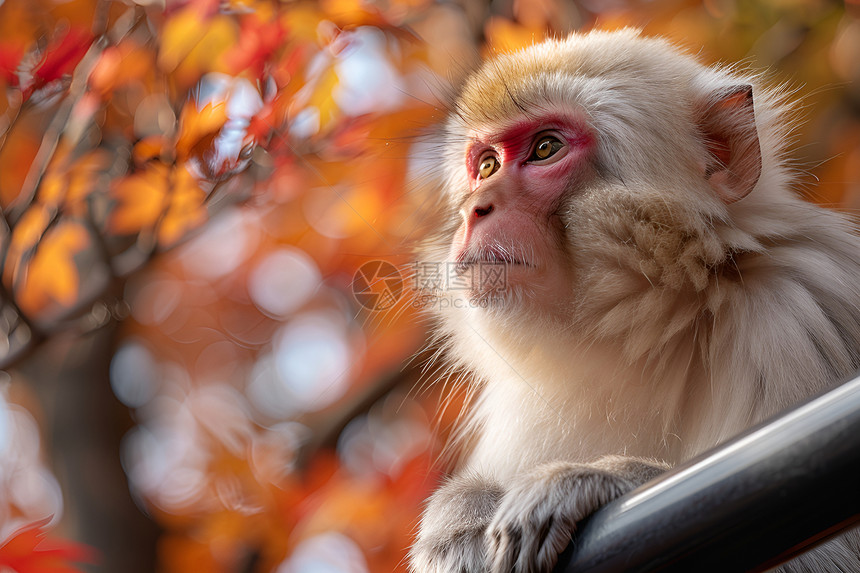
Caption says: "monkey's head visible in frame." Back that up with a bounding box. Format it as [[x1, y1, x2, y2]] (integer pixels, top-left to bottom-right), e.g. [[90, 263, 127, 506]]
[[419, 29, 790, 371]]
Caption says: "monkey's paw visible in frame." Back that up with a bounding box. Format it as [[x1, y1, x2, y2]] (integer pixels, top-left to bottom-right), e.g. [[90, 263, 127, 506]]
[[485, 460, 640, 573], [410, 525, 488, 573], [410, 472, 503, 573]]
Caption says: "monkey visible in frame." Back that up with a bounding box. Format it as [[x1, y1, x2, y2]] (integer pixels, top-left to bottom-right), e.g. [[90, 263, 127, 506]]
[[409, 29, 860, 573]]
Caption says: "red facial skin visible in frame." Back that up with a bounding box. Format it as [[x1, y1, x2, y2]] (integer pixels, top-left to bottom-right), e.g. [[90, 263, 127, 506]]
[[451, 116, 594, 303]]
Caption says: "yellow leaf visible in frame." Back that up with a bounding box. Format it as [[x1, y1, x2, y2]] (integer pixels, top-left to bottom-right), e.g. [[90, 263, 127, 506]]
[[158, 7, 210, 73], [311, 65, 340, 132], [180, 16, 236, 79], [158, 5, 237, 87]]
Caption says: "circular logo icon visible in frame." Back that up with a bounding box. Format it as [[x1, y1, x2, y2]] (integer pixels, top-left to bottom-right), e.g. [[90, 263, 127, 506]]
[[352, 260, 403, 311]]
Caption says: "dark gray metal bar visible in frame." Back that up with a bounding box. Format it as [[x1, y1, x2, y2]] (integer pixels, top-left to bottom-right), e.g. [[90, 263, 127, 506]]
[[555, 372, 860, 573]]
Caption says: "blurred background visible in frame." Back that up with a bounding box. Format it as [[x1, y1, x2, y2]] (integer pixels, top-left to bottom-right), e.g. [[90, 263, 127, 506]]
[[0, 0, 857, 571]]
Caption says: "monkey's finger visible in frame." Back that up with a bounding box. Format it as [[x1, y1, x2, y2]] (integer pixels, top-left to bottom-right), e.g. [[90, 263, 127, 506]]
[[514, 518, 545, 573], [490, 524, 522, 573], [534, 513, 575, 573]]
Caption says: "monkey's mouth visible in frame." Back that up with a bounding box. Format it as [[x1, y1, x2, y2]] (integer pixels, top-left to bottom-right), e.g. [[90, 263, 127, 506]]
[[454, 245, 531, 274]]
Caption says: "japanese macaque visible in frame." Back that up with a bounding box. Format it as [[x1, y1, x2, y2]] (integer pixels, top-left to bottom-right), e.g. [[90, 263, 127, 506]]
[[410, 29, 860, 573]]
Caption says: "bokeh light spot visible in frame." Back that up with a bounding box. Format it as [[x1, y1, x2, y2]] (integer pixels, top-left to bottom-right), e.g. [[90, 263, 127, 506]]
[[273, 312, 353, 412], [111, 341, 159, 408], [180, 208, 259, 280], [278, 532, 369, 573], [248, 247, 321, 319]]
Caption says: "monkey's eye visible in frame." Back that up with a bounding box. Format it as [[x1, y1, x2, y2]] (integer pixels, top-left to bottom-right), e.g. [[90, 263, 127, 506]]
[[478, 155, 500, 179], [530, 135, 564, 161]]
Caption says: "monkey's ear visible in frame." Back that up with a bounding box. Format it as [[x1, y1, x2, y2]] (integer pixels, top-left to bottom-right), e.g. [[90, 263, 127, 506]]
[[696, 85, 762, 203]]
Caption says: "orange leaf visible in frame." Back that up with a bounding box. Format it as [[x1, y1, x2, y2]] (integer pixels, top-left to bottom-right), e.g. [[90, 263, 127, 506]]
[[41, 149, 111, 211], [109, 163, 208, 245], [320, 0, 379, 23], [133, 136, 168, 165], [0, 518, 96, 573], [88, 45, 122, 93], [157, 164, 207, 247], [4, 205, 51, 291], [9, 207, 51, 262], [89, 40, 154, 95], [108, 163, 170, 235], [16, 221, 90, 314], [176, 101, 228, 161], [65, 151, 111, 208]]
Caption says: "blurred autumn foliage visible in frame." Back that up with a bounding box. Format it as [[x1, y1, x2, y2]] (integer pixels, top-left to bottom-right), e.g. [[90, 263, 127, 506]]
[[0, 518, 96, 573], [0, 0, 858, 572]]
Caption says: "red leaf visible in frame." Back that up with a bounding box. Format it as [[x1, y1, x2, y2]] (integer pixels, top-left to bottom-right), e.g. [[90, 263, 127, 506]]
[[0, 518, 97, 573], [223, 12, 286, 77], [34, 27, 93, 86], [246, 102, 276, 143]]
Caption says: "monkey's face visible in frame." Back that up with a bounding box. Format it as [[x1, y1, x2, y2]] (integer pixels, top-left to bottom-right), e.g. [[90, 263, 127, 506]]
[[447, 115, 594, 316], [428, 30, 764, 345]]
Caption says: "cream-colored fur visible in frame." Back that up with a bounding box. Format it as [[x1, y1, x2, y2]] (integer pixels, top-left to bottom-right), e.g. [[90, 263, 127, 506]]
[[412, 29, 860, 573]]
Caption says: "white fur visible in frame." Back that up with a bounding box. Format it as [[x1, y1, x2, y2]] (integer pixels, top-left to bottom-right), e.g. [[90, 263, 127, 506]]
[[412, 29, 860, 573]]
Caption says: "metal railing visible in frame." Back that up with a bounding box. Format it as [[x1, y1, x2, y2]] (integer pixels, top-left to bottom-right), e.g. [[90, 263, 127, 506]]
[[554, 372, 860, 572]]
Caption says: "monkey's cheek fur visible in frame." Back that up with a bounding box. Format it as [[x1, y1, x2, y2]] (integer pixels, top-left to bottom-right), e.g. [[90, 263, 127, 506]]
[[458, 264, 574, 317]]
